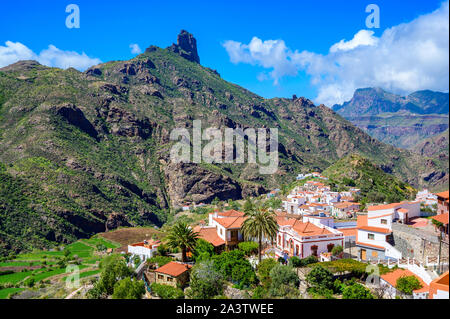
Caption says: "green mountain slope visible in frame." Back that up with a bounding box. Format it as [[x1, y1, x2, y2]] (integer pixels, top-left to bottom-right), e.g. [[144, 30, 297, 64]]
[[323, 154, 417, 204], [0, 31, 447, 255]]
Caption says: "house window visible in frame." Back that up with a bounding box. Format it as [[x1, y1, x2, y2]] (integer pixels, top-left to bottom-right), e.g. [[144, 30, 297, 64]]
[[220, 228, 223, 236], [167, 277, 173, 282], [368, 233, 375, 240], [158, 274, 164, 280], [381, 219, 387, 225], [372, 251, 378, 258]]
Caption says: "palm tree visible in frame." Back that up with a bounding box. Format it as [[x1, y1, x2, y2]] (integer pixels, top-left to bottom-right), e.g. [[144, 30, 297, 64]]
[[166, 222, 199, 262], [241, 200, 278, 263]]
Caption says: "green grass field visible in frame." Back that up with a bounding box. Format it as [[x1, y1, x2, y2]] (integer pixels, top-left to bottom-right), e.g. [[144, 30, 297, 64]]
[[0, 234, 121, 298], [0, 288, 25, 299]]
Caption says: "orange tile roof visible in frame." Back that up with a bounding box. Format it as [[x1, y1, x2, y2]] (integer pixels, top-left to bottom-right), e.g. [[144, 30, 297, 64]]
[[358, 226, 391, 234], [155, 261, 192, 277], [217, 209, 245, 217], [431, 213, 449, 225], [213, 216, 246, 229], [291, 220, 333, 236], [339, 228, 357, 237], [334, 202, 358, 209], [368, 203, 400, 211], [381, 269, 429, 293], [194, 226, 225, 247], [397, 208, 409, 213], [435, 191, 449, 200]]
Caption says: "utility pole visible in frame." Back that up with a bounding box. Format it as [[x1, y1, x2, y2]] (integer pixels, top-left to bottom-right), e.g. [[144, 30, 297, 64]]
[[438, 233, 442, 275]]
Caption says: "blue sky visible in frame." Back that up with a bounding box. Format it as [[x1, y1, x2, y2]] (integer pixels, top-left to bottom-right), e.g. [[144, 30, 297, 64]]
[[0, 0, 448, 105]]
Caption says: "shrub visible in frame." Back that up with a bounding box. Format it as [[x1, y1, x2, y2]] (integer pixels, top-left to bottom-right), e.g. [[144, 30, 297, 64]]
[[342, 283, 374, 299], [269, 264, 300, 298], [112, 278, 145, 299], [150, 283, 184, 299], [288, 256, 301, 268], [149, 255, 172, 267], [396, 276, 422, 295], [188, 260, 224, 299], [257, 258, 278, 287], [331, 245, 343, 256], [24, 277, 35, 288], [238, 241, 259, 256], [306, 264, 334, 291], [193, 239, 214, 262]]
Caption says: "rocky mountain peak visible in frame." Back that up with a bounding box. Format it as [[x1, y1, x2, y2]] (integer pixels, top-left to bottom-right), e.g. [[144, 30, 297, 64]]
[[167, 30, 200, 64]]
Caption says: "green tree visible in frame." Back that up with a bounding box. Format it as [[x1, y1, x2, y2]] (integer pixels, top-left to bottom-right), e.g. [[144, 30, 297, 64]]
[[112, 277, 145, 299], [96, 254, 132, 296], [166, 222, 199, 262], [288, 256, 302, 268], [396, 275, 423, 295], [193, 238, 214, 262], [148, 255, 172, 267], [213, 250, 256, 288], [188, 260, 224, 299], [241, 200, 278, 263], [269, 264, 300, 298], [257, 258, 278, 287], [342, 282, 374, 299], [306, 264, 334, 291], [238, 241, 259, 256]]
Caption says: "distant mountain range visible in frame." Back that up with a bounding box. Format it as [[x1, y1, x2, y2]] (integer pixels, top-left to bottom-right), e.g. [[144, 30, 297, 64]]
[[333, 88, 449, 117], [332, 88, 449, 150]]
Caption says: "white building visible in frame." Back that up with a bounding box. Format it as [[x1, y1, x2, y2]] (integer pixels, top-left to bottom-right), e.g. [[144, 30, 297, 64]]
[[127, 240, 160, 261]]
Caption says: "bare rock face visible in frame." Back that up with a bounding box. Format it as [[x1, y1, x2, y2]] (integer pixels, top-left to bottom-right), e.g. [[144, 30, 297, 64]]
[[167, 30, 200, 64]]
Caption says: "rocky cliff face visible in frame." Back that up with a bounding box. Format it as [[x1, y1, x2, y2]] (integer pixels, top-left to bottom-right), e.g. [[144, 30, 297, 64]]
[[0, 31, 447, 255], [333, 88, 449, 150]]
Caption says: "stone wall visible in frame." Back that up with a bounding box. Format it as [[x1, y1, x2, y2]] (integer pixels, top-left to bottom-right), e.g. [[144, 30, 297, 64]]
[[392, 223, 448, 263]]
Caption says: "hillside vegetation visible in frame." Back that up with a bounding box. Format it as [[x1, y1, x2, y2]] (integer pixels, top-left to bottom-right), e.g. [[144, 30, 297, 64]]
[[323, 154, 417, 204]]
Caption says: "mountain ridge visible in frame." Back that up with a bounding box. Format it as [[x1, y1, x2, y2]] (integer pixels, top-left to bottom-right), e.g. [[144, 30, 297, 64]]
[[0, 31, 447, 255]]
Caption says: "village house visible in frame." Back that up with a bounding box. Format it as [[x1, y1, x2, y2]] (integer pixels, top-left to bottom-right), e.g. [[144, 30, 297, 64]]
[[435, 191, 449, 215], [274, 216, 344, 259], [380, 268, 429, 299], [194, 210, 246, 250], [415, 189, 438, 207], [127, 239, 160, 261], [356, 212, 398, 261], [331, 201, 360, 218], [153, 261, 192, 288], [428, 271, 449, 299]]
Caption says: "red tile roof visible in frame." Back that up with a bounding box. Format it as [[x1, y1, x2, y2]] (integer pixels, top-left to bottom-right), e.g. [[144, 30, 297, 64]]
[[368, 203, 400, 211], [381, 269, 429, 293], [194, 226, 225, 247], [213, 216, 246, 229], [155, 261, 192, 277], [431, 213, 449, 225], [217, 210, 245, 217], [339, 228, 357, 237], [435, 191, 449, 200], [358, 226, 391, 234]]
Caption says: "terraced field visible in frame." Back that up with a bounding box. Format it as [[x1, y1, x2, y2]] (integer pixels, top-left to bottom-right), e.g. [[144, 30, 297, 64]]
[[0, 235, 120, 299]]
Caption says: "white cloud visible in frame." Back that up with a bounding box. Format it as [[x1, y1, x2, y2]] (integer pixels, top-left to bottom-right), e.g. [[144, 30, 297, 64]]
[[329, 30, 379, 52], [0, 41, 101, 71], [223, 1, 449, 106], [130, 43, 142, 55]]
